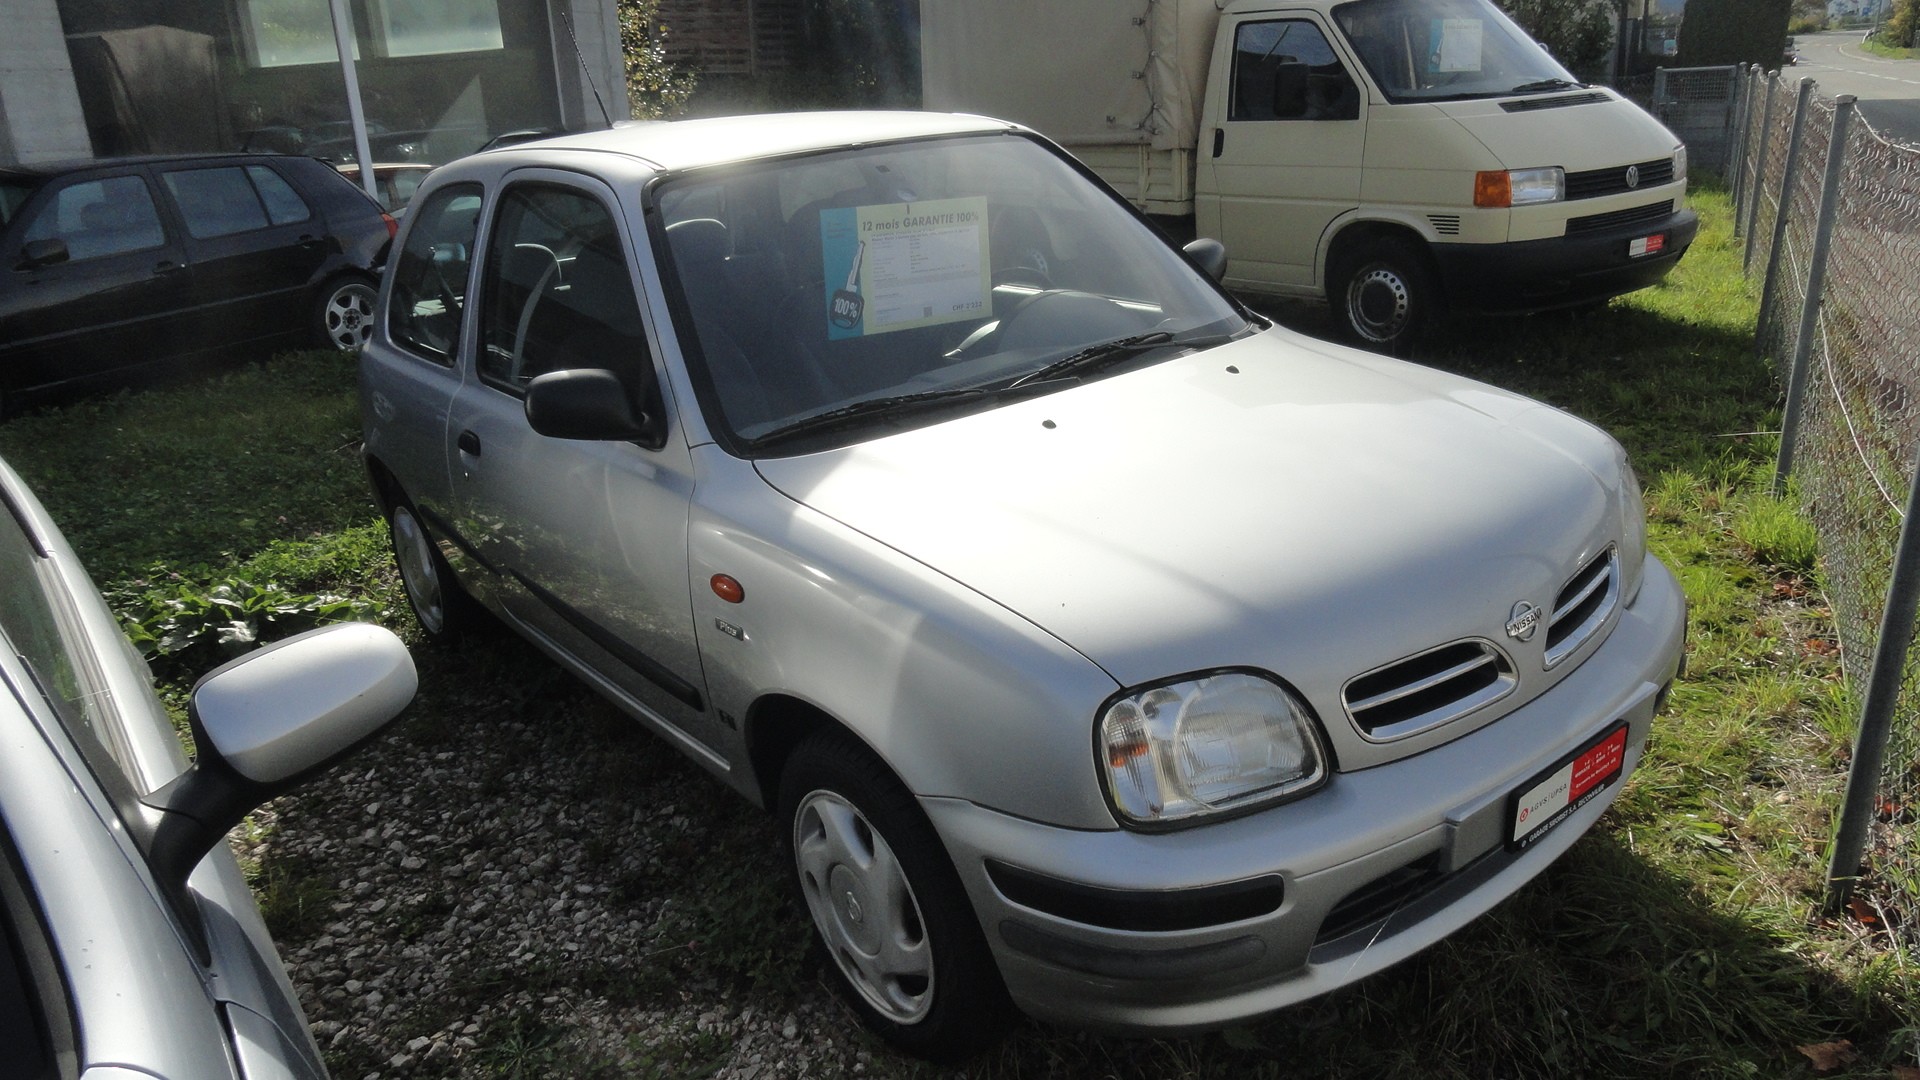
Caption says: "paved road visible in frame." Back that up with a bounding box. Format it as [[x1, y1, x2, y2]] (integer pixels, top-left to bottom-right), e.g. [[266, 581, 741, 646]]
[[1786, 30, 1920, 145]]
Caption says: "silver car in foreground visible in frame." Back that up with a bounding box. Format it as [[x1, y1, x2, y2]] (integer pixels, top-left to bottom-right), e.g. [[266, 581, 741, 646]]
[[0, 454, 417, 1079], [359, 112, 1686, 1059]]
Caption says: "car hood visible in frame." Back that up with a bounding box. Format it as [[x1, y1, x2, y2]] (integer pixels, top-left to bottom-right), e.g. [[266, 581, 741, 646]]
[[754, 329, 1629, 763]]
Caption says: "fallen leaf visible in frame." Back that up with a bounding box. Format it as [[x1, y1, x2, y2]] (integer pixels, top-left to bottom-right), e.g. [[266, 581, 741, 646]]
[[1796, 1040, 1857, 1072], [1847, 897, 1880, 926]]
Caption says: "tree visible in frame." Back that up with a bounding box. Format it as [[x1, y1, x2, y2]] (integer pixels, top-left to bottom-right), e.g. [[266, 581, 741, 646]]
[[1883, 0, 1920, 47], [618, 0, 696, 119], [1497, 0, 1618, 76], [1675, 0, 1792, 64]]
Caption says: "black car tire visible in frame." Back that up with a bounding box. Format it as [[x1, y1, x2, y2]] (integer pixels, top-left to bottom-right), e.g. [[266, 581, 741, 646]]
[[778, 731, 1010, 1061], [315, 273, 379, 351], [1330, 236, 1440, 353], [386, 497, 477, 642]]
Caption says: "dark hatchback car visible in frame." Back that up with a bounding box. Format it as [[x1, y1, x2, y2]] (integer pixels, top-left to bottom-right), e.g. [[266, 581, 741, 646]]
[[0, 153, 393, 414]]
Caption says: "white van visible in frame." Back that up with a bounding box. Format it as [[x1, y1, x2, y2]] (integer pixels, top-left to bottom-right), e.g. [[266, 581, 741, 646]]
[[922, 0, 1697, 348]]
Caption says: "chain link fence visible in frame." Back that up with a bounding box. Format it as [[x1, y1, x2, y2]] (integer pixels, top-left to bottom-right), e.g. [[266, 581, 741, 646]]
[[1736, 67, 1920, 921]]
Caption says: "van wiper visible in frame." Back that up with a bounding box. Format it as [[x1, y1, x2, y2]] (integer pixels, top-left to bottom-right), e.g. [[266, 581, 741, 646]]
[[1510, 78, 1586, 94]]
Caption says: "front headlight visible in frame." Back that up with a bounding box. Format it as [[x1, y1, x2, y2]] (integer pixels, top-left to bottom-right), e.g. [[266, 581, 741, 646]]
[[1474, 166, 1565, 208], [1673, 144, 1688, 184], [1619, 460, 1647, 604], [1097, 671, 1327, 830]]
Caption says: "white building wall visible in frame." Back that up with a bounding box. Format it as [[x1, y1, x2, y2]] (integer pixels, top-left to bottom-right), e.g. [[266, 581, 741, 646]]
[[0, 0, 90, 164], [552, 0, 632, 128]]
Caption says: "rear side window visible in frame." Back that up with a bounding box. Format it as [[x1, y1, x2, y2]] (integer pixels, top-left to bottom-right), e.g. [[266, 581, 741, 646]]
[[388, 183, 484, 364], [20, 176, 165, 261], [162, 165, 312, 239]]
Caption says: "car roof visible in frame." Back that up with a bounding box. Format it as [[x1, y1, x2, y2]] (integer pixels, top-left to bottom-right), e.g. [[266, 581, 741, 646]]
[[0, 152, 304, 184], [477, 111, 1020, 175]]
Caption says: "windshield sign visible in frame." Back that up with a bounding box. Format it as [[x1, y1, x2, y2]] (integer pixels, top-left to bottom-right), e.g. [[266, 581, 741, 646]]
[[1333, 0, 1578, 103]]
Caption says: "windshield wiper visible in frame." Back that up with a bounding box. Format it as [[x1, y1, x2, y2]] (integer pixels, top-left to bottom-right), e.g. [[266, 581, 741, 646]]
[[1510, 78, 1585, 94], [751, 386, 1015, 448], [1006, 330, 1240, 390]]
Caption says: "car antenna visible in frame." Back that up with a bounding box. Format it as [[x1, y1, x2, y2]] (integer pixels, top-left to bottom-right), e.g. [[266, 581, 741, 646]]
[[560, 11, 616, 129]]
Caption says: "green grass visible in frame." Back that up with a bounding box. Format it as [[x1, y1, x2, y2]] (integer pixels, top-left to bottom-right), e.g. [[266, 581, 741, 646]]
[[2, 184, 1914, 1077], [1861, 36, 1920, 60]]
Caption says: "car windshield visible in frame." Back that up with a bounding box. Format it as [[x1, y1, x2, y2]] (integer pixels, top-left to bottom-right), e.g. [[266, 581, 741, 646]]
[[654, 133, 1249, 453], [1332, 0, 1577, 104]]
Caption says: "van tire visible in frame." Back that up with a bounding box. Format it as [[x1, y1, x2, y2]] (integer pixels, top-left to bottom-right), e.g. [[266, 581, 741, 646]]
[[1330, 236, 1439, 353]]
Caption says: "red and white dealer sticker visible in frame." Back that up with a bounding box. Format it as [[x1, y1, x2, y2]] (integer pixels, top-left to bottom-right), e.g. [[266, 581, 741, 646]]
[[1507, 722, 1629, 850], [1628, 233, 1667, 258]]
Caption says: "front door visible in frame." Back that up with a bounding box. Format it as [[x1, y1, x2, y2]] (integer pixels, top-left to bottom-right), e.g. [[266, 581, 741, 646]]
[[1199, 14, 1367, 290], [445, 172, 718, 755]]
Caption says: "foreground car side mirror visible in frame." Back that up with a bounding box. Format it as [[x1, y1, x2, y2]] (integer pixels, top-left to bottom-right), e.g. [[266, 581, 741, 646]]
[[1184, 237, 1228, 282], [525, 367, 660, 444], [139, 623, 416, 930], [19, 238, 69, 270]]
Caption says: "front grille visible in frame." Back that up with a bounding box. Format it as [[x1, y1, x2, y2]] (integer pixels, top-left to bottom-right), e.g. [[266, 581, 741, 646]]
[[1344, 640, 1515, 742], [1315, 854, 1445, 943], [1428, 213, 1461, 236], [1565, 200, 1675, 236], [1500, 91, 1608, 113], [1565, 158, 1675, 200], [1545, 547, 1619, 667]]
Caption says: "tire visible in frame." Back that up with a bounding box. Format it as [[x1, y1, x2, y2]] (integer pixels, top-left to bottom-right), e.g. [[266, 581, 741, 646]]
[[778, 732, 1009, 1061], [315, 273, 378, 351], [387, 497, 476, 642], [1330, 236, 1440, 353]]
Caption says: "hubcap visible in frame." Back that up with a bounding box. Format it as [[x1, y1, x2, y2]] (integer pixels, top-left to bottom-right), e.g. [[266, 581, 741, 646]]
[[793, 790, 933, 1024], [391, 507, 446, 635], [325, 283, 377, 351], [1347, 265, 1411, 343]]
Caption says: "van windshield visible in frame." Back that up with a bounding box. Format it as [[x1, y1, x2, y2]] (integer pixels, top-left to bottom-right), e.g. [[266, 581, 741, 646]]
[[1332, 0, 1578, 104]]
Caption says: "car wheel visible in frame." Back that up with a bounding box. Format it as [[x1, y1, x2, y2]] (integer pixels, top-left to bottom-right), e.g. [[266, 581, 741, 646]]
[[316, 274, 378, 351], [779, 732, 1009, 1061], [1331, 237, 1439, 353], [387, 499, 474, 642]]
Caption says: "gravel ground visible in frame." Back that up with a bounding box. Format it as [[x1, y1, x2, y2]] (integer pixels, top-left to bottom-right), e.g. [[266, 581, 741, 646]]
[[246, 625, 936, 1079]]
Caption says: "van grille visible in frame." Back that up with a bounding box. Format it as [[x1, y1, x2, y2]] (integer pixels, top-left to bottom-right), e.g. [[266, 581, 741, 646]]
[[1500, 91, 1608, 113], [1565, 158, 1675, 200], [1545, 547, 1619, 667], [1344, 640, 1515, 742], [1565, 200, 1675, 236]]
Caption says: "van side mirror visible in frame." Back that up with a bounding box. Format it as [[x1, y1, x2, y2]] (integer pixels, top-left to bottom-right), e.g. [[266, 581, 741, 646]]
[[20, 238, 69, 269], [138, 623, 416, 934], [525, 367, 660, 444], [1184, 238, 1228, 282]]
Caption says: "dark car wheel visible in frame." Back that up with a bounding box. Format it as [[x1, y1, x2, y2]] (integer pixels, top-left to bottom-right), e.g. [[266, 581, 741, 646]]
[[387, 499, 475, 642], [779, 731, 1010, 1061], [1331, 236, 1440, 353], [316, 274, 378, 351]]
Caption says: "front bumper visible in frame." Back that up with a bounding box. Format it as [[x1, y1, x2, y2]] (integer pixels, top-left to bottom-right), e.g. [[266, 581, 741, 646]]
[[924, 555, 1686, 1033], [1433, 207, 1700, 314]]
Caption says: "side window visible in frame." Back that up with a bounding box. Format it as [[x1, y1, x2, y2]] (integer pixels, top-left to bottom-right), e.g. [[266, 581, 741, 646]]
[[245, 165, 312, 226], [19, 176, 166, 262], [161, 166, 271, 239], [0, 500, 138, 798], [1229, 20, 1360, 122], [477, 183, 650, 393], [388, 183, 484, 364]]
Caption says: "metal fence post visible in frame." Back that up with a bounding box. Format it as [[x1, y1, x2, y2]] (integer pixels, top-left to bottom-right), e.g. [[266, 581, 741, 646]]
[[1756, 78, 1817, 359], [1827, 426, 1920, 911], [1730, 65, 1751, 223], [1653, 66, 1669, 118], [1775, 96, 1857, 495], [1744, 70, 1782, 271]]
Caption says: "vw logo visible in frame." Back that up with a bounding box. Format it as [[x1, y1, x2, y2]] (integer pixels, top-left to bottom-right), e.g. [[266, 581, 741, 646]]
[[1506, 601, 1542, 642], [1625, 165, 1640, 189]]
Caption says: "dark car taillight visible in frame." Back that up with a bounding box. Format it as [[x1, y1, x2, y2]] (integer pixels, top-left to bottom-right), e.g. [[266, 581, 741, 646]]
[[381, 212, 398, 239]]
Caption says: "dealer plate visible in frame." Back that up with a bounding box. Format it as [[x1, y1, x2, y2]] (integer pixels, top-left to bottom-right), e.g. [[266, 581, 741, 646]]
[[1506, 720, 1629, 851], [1628, 233, 1668, 258]]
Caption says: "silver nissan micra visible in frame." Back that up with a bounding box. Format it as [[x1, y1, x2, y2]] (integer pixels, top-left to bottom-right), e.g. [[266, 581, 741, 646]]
[[358, 112, 1685, 1060]]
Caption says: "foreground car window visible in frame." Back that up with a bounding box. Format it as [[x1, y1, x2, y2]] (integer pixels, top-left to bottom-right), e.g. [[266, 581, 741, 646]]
[[655, 133, 1247, 451], [389, 184, 483, 364], [20, 176, 165, 261]]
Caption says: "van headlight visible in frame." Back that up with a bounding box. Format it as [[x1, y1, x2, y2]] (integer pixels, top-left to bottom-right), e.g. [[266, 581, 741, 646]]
[[1097, 671, 1327, 830], [1474, 166, 1565, 208], [1673, 145, 1688, 184]]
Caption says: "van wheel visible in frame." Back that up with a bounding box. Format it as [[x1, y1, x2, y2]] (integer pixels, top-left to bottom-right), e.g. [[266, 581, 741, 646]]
[[316, 273, 378, 351], [387, 497, 476, 642], [1331, 237, 1439, 353], [779, 732, 1009, 1061]]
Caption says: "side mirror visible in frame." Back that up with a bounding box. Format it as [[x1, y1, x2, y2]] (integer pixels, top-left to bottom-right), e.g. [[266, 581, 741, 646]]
[[1184, 238, 1228, 283], [19, 238, 69, 269], [139, 623, 416, 924], [525, 367, 659, 443]]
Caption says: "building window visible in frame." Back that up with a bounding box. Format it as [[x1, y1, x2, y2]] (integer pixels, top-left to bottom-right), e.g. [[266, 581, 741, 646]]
[[238, 0, 502, 68]]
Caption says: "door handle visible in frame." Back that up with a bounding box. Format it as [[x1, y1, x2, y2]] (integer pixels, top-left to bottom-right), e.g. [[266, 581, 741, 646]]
[[458, 430, 481, 456], [1212, 128, 1225, 158], [153, 260, 186, 276]]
